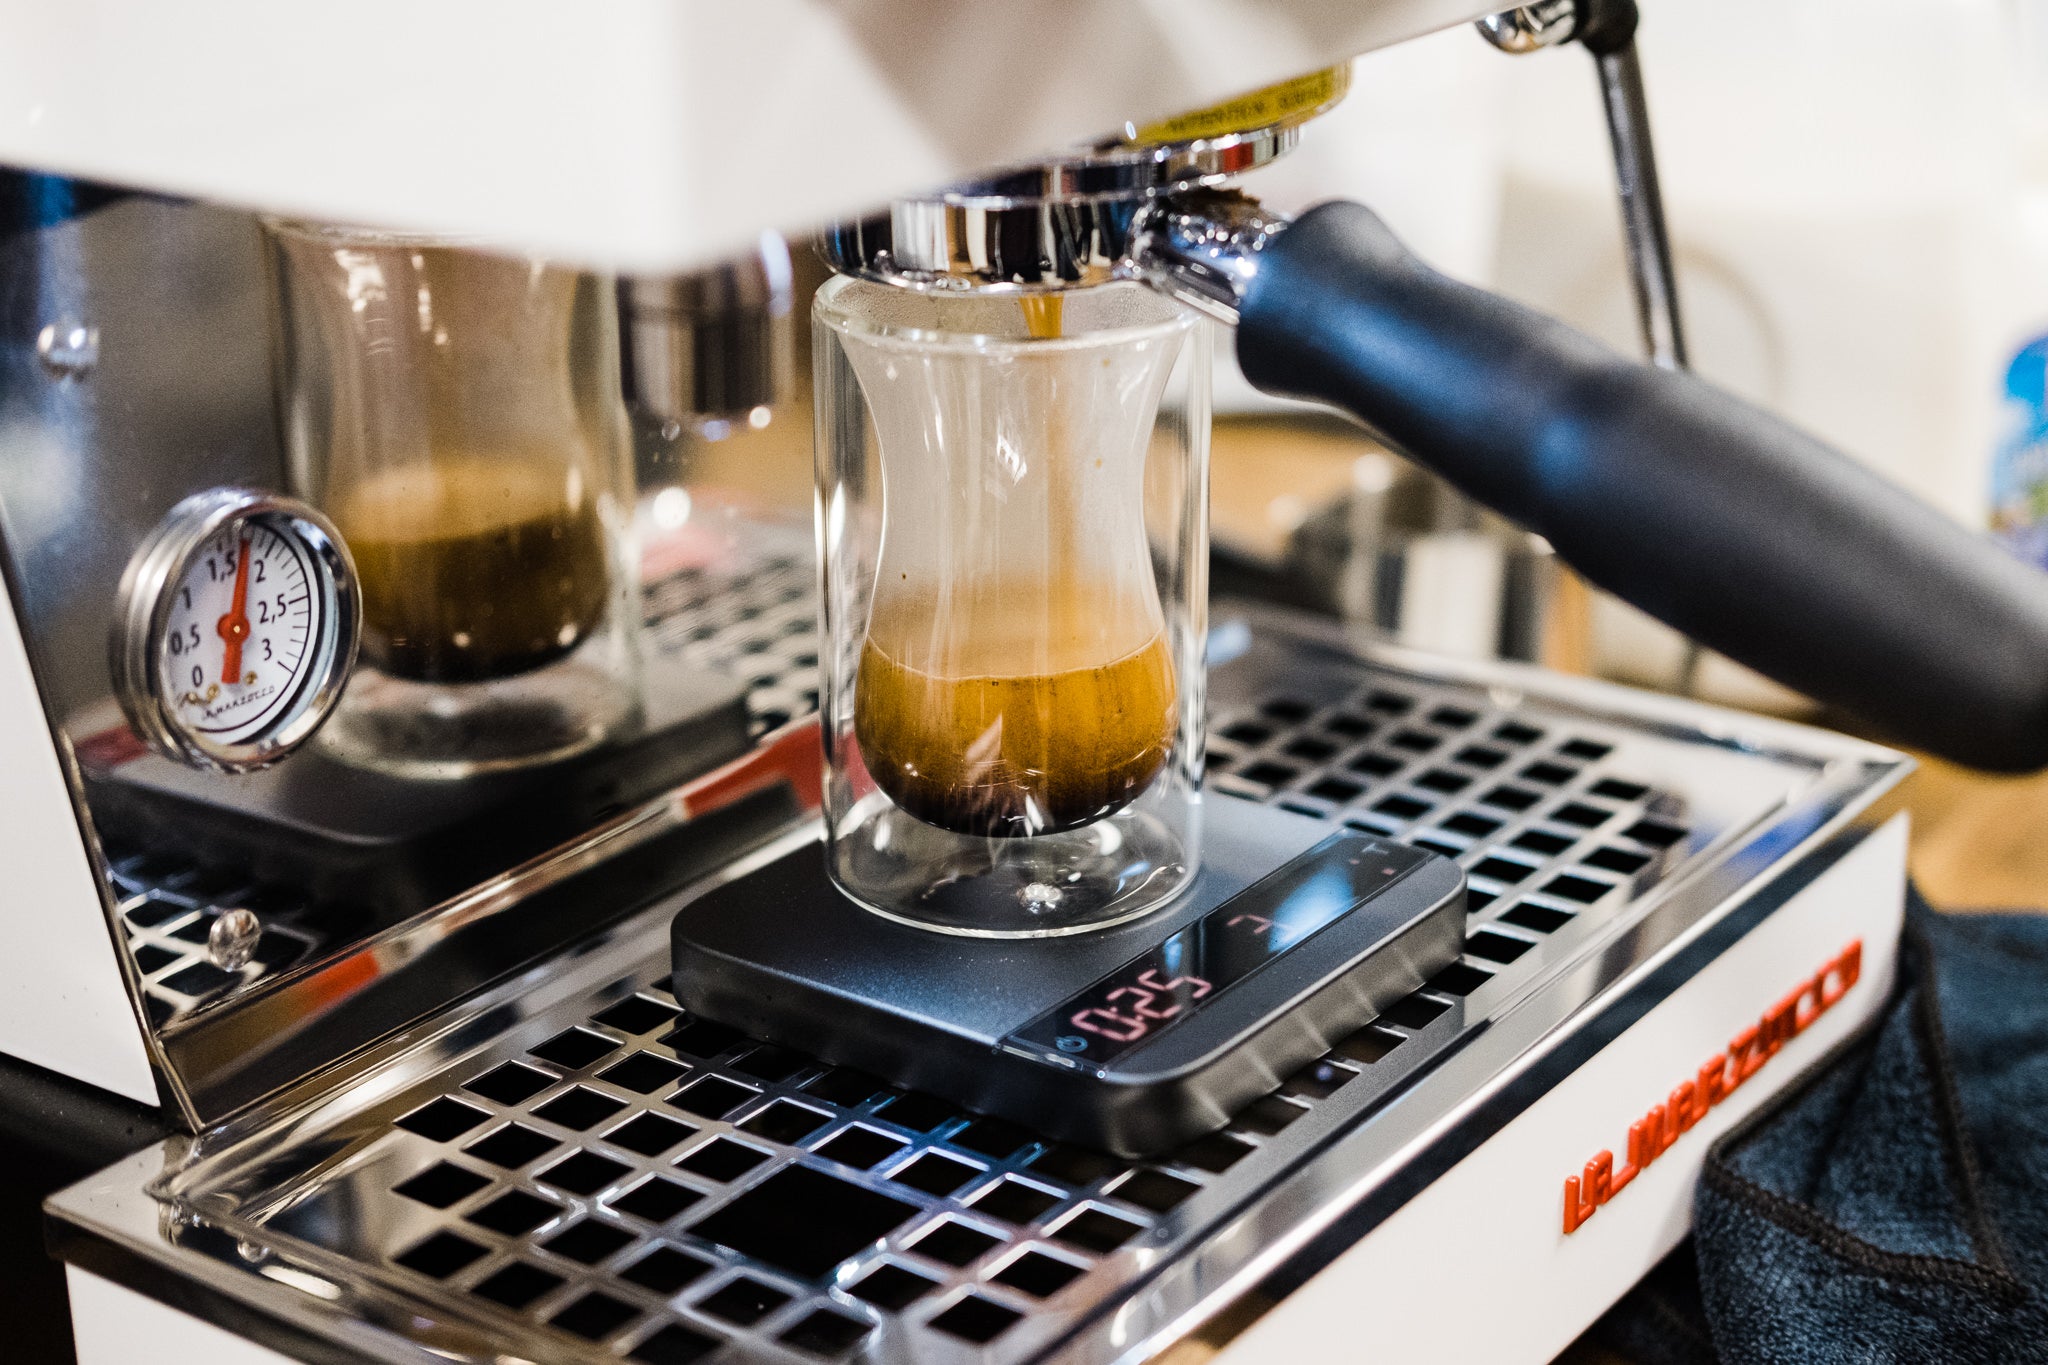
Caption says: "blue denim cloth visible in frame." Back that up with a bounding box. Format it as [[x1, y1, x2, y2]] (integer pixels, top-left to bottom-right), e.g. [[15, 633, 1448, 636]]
[[1591, 892, 2048, 1364]]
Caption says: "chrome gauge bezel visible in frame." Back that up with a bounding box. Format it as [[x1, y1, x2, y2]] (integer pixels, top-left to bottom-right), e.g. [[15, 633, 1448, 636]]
[[111, 488, 360, 772]]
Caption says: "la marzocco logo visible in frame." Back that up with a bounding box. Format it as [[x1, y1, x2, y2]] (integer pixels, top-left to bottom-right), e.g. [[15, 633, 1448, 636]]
[[1561, 939, 1863, 1235]]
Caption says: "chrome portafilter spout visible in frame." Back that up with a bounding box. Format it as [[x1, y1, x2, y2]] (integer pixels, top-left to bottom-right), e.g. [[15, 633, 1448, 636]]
[[619, 231, 794, 439], [819, 52, 2048, 773]]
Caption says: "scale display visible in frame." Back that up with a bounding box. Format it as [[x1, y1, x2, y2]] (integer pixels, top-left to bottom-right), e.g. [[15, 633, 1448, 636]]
[[1008, 833, 1430, 1067]]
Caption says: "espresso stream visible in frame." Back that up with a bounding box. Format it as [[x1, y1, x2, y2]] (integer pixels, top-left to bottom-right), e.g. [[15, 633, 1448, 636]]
[[856, 584, 1177, 838], [336, 454, 610, 683]]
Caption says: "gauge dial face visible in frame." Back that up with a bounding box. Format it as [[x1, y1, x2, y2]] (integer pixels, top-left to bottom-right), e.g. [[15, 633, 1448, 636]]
[[114, 490, 359, 772], [155, 520, 324, 748]]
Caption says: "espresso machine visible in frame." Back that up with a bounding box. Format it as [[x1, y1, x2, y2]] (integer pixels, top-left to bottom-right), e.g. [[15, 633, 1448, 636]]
[[9, 1, 2046, 1362]]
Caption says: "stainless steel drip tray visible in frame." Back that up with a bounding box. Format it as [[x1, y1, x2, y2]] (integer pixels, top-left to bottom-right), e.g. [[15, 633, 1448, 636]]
[[49, 609, 1910, 1365]]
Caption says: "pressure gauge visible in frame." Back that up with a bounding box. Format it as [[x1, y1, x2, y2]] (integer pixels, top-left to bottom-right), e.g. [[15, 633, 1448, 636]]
[[112, 489, 359, 772]]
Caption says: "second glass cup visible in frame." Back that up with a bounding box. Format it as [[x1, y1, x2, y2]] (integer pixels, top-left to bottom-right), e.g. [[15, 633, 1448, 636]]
[[266, 224, 641, 778], [814, 278, 1211, 937]]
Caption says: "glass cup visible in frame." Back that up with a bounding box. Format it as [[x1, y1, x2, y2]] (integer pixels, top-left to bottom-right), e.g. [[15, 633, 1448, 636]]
[[813, 277, 1211, 937], [266, 223, 641, 777]]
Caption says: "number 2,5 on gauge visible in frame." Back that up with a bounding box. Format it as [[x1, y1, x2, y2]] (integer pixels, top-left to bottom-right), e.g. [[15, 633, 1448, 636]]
[[157, 522, 319, 746]]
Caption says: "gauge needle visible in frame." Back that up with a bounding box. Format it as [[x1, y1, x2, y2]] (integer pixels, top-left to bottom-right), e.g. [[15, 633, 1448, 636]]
[[217, 536, 252, 685]]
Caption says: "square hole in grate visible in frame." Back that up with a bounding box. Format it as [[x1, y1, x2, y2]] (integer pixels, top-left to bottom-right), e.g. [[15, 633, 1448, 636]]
[[993, 1249, 1088, 1299], [667, 1076, 759, 1119], [1261, 697, 1314, 722], [1467, 930, 1535, 964], [699, 1277, 793, 1326], [133, 944, 179, 975], [1050, 1206, 1145, 1253], [1364, 690, 1414, 715], [662, 1019, 745, 1058], [952, 1117, 1034, 1159], [1388, 730, 1439, 754], [1108, 1169, 1201, 1214], [1543, 874, 1613, 904], [629, 1323, 723, 1365], [1349, 752, 1403, 778], [815, 1126, 907, 1171], [123, 895, 186, 928], [608, 1112, 697, 1157], [471, 1260, 565, 1309], [1236, 760, 1300, 790], [676, 1138, 771, 1182], [1415, 770, 1470, 794], [550, 1289, 640, 1341], [1502, 903, 1576, 934], [1382, 994, 1451, 1030], [394, 1162, 490, 1209], [1585, 846, 1653, 875], [891, 1151, 983, 1196], [1480, 786, 1540, 812], [543, 1218, 636, 1266], [592, 996, 681, 1036], [1343, 815, 1397, 837], [1427, 705, 1479, 728], [1175, 1132, 1255, 1174], [1277, 799, 1327, 819], [1494, 721, 1544, 744], [168, 919, 215, 947], [395, 1097, 490, 1142], [970, 1178, 1061, 1225], [876, 1092, 956, 1133], [1412, 837, 1461, 859], [848, 1262, 942, 1310], [466, 1188, 561, 1236], [1308, 776, 1364, 803], [1454, 745, 1508, 769], [1520, 761, 1578, 787], [1512, 829, 1574, 856], [1468, 889, 1497, 910], [781, 1308, 872, 1357], [1237, 1095, 1310, 1135], [1470, 856, 1534, 885], [741, 1101, 833, 1145], [930, 1293, 1022, 1345], [693, 1165, 921, 1280], [1283, 736, 1337, 763], [530, 1028, 620, 1070], [914, 1219, 1003, 1267], [1220, 720, 1272, 745], [1427, 963, 1494, 997], [1443, 811, 1502, 837], [597, 1053, 686, 1095], [609, 1176, 702, 1226], [1373, 794, 1431, 820], [1560, 738, 1613, 760], [733, 1045, 815, 1082], [1325, 713, 1375, 739], [536, 1151, 631, 1197], [1624, 818, 1688, 848], [1333, 1026, 1405, 1064], [621, 1244, 714, 1295], [1590, 778, 1649, 801], [1553, 802, 1614, 829], [466, 1124, 560, 1170], [466, 1062, 555, 1106], [1028, 1145, 1121, 1187], [803, 1069, 889, 1107], [534, 1087, 626, 1131], [393, 1230, 488, 1279], [1282, 1059, 1356, 1099]]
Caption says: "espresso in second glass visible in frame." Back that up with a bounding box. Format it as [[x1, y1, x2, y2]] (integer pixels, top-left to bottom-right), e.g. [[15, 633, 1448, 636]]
[[336, 453, 610, 684]]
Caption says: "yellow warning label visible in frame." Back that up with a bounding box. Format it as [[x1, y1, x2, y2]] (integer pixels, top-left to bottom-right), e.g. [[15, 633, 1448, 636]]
[[1132, 65, 1350, 145]]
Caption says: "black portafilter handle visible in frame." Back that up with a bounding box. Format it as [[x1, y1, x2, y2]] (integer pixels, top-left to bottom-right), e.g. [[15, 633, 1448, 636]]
[[1164, 198, 2048, 771]]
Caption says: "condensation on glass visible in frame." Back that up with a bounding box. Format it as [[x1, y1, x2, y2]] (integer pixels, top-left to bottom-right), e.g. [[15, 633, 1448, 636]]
[[813, 278, 1211, 936], [265, 223, 641, 777]]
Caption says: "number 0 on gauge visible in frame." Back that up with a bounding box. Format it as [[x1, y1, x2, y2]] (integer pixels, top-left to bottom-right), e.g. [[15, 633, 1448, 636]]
[[112, 489, 360, 771]]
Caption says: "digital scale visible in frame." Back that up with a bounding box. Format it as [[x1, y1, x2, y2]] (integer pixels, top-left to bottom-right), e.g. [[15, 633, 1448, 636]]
[[671, 796, 1466, 1155]]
